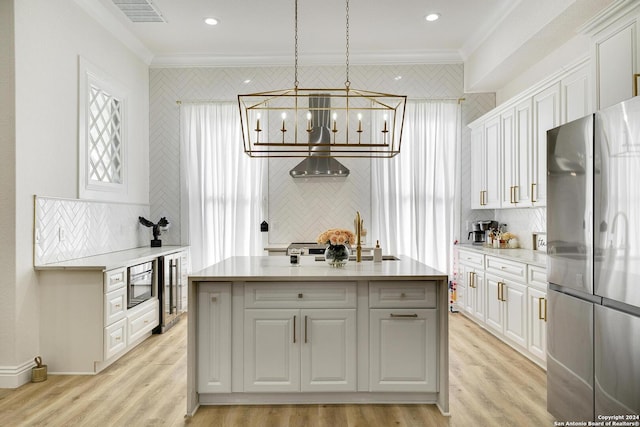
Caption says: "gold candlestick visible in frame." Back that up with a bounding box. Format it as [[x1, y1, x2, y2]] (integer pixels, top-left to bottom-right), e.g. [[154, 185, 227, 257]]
[[355, 211, 363, 263]]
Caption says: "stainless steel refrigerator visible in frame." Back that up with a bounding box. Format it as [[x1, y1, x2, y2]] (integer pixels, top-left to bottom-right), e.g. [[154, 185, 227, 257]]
[[546, 96, 640, 421]]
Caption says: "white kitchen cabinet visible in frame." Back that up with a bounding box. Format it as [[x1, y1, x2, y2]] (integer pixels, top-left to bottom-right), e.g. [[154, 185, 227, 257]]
[[501, 99, 534, 208], [456, 247, 547, 368], [470, 118, 500, 209], [457, 249, 485, 322], [588, 3, 640, 109], [198, 282, 232, 393], [527, 286, 547, 363], [532, 83, 560, 208], [485, 274, 527, 350], [369, 309, 437, 392], [561, 64, 592, 123], [243, 308, 357, 392], [38, 265, 160, 373]]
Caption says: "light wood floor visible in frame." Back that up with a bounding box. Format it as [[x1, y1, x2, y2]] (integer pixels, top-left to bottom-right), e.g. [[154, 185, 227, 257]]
[[0, 312, 555, 426]]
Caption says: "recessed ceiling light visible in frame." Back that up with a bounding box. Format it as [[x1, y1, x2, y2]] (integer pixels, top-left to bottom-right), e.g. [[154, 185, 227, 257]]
[[243, 79, 252, 84], [425, 13, 440, 22], [394, 75, 402, 81], [204, 17, 219, 26]]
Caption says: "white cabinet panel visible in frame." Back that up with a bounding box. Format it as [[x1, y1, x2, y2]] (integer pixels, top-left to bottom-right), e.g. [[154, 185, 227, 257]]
[[485, 275, 503, 334], [244, 309, 300, 392], [127, 299, 159, 344], [562, 65, 592, 123], [596, 22, 637, 109], [369, 281, 437, 308], [104, 287, 126, 325], [483, 116, 502, 209], [369, 309, 437, 392], [528, 287, 547, 363], [532, 83, 560, 207], [104, 318, 127, 360], [300, 309, 357, 392], [503, 281, 527, 348], [197, 283, 231, 393], [470, 126, 485, 209]]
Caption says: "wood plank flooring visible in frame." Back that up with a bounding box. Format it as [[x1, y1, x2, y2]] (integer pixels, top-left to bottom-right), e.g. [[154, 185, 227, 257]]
[[0, 312, 555, 426]]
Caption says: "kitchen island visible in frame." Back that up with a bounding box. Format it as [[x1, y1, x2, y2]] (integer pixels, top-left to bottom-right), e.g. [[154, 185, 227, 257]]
[[187, 255, 449, 416]]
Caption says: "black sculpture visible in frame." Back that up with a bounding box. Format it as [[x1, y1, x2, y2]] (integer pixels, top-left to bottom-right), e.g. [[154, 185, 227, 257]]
[[139, 216, 170, 247]]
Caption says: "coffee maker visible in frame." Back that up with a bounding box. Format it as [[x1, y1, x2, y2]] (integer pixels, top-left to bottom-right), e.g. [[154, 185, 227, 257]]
[[468, 220, 498, 245]]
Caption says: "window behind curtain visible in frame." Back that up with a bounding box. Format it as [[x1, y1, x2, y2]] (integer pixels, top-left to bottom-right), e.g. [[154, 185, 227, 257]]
[[371, 100, 460, 274], [180, 102, 267, 272]]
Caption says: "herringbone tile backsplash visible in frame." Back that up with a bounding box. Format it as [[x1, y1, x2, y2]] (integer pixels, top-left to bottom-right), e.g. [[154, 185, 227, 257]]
[[34, 196, 150, 265]]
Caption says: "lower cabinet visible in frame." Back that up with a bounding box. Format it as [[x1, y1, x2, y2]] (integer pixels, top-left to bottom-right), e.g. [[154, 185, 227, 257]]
[[457, 248, 547, 367], [369, 308, 437, 392], [527, 286, 547, 361], [197, 282, 232, 393], [485, 275, 527, 350], [243, 308, 357, 392]]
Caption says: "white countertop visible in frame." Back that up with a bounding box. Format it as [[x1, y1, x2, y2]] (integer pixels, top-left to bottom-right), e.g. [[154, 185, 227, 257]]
[[34, 245, 189, 271], [457, 244, 547, 267], [190, 255, 447, 282]]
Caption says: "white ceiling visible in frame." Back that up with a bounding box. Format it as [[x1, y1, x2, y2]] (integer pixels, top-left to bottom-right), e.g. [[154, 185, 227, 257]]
[[93, 0, 516, 66]]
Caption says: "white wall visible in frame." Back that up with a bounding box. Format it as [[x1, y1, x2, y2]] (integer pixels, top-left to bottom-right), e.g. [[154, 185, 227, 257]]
[[0, 0, 149, 386]]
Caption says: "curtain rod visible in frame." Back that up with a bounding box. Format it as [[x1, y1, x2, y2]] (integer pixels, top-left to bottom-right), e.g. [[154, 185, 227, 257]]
[[176, 97, 466, 105]]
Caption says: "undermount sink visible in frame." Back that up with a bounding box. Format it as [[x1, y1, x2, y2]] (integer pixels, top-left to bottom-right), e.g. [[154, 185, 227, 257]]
[[314, 255, 400, 262]]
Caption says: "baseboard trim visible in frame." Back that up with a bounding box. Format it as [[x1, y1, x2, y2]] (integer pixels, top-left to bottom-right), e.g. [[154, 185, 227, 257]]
[[0, 359, 36, 388]]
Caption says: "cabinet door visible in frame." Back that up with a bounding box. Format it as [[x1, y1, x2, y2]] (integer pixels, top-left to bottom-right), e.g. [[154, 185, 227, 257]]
[[470, 125, 485, 209], [503, 281, 527, 349], [562, 64, 592, 123], [300, 309, 356, 392], [532, 83, 560, 207], [198, 283, 232, 393], [485, 275, 504, 334], [244, 309, 300, 392], [369, 309, 437, 392], [528, 287, 547, 362], [515, 99, 533, 204], [483, 116, 501, 209], [501, 108, 516, 208], [471, 270, 486, 323], [595, 20, 638, 109]]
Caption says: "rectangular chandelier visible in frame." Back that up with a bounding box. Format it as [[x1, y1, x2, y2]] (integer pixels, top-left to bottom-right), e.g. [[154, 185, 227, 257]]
[[238, 87, 407, 158]]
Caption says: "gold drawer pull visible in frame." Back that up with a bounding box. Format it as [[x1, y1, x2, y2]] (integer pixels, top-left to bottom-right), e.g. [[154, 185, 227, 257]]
[[115, 336, 121, 341], [390, 313, 418, 318], [293, 315, 296, 343], [115, 304, 121, 309], [531, 183, 537, 203], [298, 293, 303, 299]]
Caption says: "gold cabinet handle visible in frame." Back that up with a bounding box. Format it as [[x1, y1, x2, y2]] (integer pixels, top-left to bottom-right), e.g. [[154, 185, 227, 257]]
[[531, 183, 537, 203], [390, 313, 419, 318], [304, 315, 308, 343], [469, 272, 476, 289], [513, 185, 518, 204], [509, 186, 514, 204], [539, 297, 547, 322], [293, 315, 296, 344], [498, 282, 507, 301], [634, 73, 640, 97]]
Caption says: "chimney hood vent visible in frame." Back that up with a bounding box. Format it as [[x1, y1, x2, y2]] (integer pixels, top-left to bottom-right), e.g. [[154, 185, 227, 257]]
[[289, 94, 350, 178]]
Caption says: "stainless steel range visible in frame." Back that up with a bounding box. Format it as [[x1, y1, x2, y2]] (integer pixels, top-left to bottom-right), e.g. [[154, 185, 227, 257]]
[[286, 242, 327, 256]]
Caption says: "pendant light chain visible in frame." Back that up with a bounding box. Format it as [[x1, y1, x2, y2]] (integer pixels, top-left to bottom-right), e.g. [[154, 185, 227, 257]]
[[294, 0, 299, 88], [345, 0, 350, 88]]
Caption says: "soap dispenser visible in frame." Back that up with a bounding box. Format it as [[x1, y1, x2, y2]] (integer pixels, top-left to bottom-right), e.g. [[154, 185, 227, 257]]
[[373, 240, 382, 262]]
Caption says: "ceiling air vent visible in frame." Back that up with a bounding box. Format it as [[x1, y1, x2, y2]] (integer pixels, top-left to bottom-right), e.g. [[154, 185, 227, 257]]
[[112, 0, 166, 23]]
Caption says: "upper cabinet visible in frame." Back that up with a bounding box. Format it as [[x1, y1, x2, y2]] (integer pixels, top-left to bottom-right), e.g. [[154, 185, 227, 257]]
[[469, 61, 591, 210], [587, 2, 640, 109]]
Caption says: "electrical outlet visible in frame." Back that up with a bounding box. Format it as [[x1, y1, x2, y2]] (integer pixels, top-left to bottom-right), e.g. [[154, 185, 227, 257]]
[[58, 227, 65, 242]]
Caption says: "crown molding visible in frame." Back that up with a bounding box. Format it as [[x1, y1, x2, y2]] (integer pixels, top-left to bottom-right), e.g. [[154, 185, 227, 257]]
[[149, 50, 463, 68]]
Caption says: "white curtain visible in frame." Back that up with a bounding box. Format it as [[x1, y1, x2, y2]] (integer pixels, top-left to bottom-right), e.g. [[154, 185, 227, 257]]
[[180, 103, 267, 272], [371, 100, 461, 274]]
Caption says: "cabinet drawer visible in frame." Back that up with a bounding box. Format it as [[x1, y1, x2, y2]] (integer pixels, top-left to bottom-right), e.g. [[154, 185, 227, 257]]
[[528, 265, 548, 290], [104, 268, 126, 293], [369, 281, 437, 308], [128, 300, 159, 343], [105, 287, 126, 325], [485, 256, 526, 280], [458, 250, 484, 268], [104, 318, 127, 360], [244, 282, 357, 308]]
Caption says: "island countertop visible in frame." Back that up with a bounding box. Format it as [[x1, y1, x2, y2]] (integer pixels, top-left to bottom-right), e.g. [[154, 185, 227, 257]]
[[189, 255, 448, 282]]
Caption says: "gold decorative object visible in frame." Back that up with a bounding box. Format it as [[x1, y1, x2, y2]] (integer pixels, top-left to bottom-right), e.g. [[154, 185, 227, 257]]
[[237, 0, 407, 158], [354, 211, 363, 262]]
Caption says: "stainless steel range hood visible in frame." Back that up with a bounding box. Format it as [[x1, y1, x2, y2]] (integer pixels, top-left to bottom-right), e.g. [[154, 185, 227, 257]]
[[289, 94, 350, 178]]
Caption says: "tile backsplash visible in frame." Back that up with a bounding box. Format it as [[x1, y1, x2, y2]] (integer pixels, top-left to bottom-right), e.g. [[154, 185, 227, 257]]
[[494, 207, 546, 250], [34, 196, 150, 265]]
